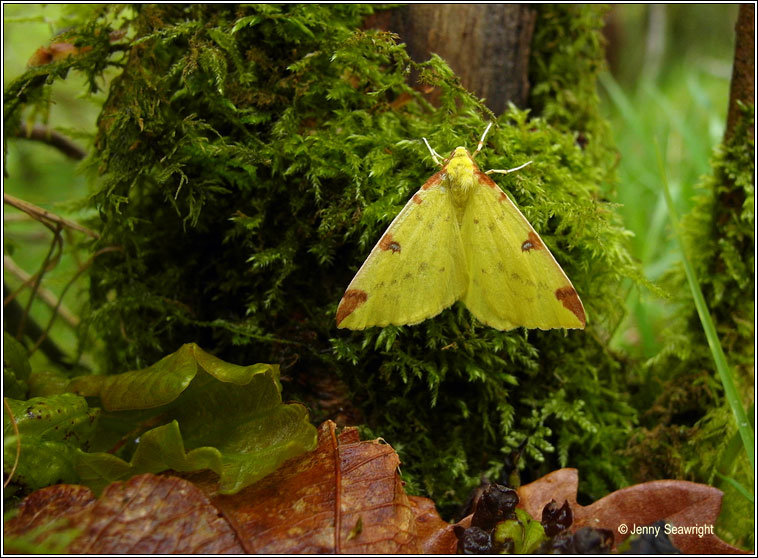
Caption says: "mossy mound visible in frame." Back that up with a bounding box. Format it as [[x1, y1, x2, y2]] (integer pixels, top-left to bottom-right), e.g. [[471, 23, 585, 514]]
[[6, 5, 642, 513]]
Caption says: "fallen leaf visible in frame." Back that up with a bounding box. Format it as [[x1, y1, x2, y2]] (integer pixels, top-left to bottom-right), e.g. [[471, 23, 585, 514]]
[[210, 421, 418, 553], [5, 474, 244, 554], [5, 484, 95, 534], [7, 433, 747, 554], [3, 393, 100, 493], [517, 467, 579, 519], [409, 495, 459, 554], [517, 468, 748, 554], [6, 421, 449, 554], [68, 343, 317, 494]]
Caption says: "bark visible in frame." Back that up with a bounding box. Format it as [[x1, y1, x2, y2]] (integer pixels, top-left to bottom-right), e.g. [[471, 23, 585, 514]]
[[725, 4, 754, 142], [366, 5, 537, 114]]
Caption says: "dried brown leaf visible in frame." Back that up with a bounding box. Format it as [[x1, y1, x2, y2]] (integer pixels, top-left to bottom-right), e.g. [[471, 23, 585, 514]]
[[210, 420, 418, 553], [410, 495, 460, 554], [5, 474, 244, 554], [6, 484, 95, 534], [517, 468, 748, 554], [9, 432, 746, 554]]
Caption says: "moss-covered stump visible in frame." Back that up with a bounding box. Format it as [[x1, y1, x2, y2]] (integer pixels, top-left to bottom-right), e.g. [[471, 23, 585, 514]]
[[5, 5, 642, 513]]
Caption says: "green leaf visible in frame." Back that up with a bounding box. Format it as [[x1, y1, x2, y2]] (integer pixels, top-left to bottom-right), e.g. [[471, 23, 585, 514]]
[[495, 518, 524, 548], [75, 421, 222, 491], [3, 394, 100, 492], [69, 343, 317, 494], [68, 343, 199, 411], [3, 332, 31, 400], [493, 508, 547, 554], [517, 508, 547, 554], [28, 370, 72, 397]]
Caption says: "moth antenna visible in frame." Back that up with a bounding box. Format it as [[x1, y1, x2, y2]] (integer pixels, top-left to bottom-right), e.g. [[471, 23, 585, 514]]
[[422, 137, 445, 166], [474, 122, 493, 157], [485, 160, 533, 175]]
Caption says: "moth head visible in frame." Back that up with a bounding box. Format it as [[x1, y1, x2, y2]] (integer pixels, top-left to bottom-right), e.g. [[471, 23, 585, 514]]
[[447, 146, 471, 162]]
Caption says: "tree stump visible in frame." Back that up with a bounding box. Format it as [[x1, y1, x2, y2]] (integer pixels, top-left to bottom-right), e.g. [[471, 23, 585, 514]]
[[366, 5, 537, 114]]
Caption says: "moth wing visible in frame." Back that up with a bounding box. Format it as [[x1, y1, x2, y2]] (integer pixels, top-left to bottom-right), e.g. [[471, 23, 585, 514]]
[[460, 174, 586, 330], [337, 173, 468, 329]]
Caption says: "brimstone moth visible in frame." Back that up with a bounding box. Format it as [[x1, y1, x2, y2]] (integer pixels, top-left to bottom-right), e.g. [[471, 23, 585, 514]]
[[336, 124, 586, 331]]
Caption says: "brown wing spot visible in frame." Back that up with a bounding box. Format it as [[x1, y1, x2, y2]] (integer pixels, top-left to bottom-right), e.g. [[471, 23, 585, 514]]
[[498, 192, 508, 202], [521, 231, 544, 252], [336, 289, 368, 326], [473, 218, 480, 224], [412, 193, 423, 204], [555, 286, 586, 327], [475, 170, 498, 188], [379, 233, 401, 253], [421, 170, 444, 190]]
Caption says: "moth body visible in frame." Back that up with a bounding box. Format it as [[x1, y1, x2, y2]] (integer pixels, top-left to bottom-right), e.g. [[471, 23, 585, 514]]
[[444, 147, 478, 218]]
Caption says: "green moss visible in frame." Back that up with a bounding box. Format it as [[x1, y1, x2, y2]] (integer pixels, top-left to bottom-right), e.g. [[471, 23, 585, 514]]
[[530, 6, 611, 140], [5, 4, 642, 514]]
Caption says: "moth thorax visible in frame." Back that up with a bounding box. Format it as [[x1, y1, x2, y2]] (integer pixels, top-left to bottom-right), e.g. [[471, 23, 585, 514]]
[[445, 148, 477, 208]]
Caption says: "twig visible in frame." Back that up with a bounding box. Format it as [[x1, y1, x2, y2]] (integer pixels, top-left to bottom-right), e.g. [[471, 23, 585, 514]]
[[4, 255, 80, 328], [15, 124, 87, 160], [30, 246, 122, 356], [17, 224, 63, 339], [3, 283, 73, 370], [3, 193, 99, 239]]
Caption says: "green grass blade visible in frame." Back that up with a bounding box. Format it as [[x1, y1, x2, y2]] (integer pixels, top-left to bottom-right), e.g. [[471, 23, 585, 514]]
[[714, 471, 755, 504], [655, 143, 755, 471]]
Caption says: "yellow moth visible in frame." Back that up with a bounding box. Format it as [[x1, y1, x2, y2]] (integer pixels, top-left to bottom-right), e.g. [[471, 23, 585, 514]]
[[336, 124, 586, 331]]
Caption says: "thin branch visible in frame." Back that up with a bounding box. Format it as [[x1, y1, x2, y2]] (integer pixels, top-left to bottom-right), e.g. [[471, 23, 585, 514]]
[[30, 246, 122, 356], [15, 124, 87, 160], [4, 255, 80, 328], [4, 193, 99, 239], [17, 224, 63, 340]]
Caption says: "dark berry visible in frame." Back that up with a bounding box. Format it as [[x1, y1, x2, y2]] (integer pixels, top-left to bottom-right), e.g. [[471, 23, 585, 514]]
[[622, 520, 681, 554], [470, 483, 519, 530], [572, 527, 614, 554], [456, 526, 493, 554], [541, 499, 573, 536], [538, 533, 575, 554]]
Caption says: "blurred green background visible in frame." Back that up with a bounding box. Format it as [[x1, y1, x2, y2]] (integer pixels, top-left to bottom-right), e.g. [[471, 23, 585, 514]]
[[3, 4, 740, 370], [600, 4, 739, 358]]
